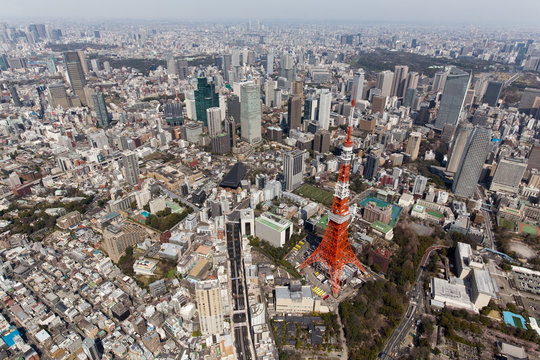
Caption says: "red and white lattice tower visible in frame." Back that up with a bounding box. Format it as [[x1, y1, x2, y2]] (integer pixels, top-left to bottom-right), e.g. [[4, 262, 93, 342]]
[[299, 88, 366, 295]]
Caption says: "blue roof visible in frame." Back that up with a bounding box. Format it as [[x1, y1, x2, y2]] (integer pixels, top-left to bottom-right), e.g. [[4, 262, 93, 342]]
[[1, 328, 21, 348]]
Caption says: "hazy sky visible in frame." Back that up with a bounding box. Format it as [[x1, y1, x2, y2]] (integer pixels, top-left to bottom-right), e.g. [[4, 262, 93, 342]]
[[2, 0, 540, 26]]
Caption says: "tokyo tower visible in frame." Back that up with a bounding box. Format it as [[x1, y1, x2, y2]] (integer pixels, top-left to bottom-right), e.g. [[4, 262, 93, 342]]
[[299, 89, 366, 295]]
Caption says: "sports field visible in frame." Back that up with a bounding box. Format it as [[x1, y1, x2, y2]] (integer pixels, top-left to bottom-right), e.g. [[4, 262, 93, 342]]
[[295, 184, 334, 207], [519, 222, 540, 236]]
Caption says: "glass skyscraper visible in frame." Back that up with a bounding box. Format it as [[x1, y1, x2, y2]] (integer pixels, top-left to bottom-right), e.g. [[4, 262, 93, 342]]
[[194, 77, 219, 126], [452, 127, 491, 198], [434, 68, 470, 130]]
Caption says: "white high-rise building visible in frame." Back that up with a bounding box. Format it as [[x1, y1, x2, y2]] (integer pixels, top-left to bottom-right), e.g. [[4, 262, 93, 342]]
[[318, 90, 332, 130], [206, 107, 222, 137], [284, 150, 305, 192], [265, 80, 277, 107], [376, 70, 394, 97], [267, 50, 274, 75], [352, 70, 365, 103], [240, 82, 262, 144], [195, 280, 224, 335]]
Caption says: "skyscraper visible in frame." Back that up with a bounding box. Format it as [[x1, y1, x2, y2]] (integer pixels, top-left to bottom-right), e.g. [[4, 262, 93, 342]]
[[447, 122, 474, 173], [482, 81, 503, 107], [405, 131, 422, 161], [194, 77, 219, 126], [265, 80, 277, 107], [432, 70, 449, 92], [287, 96, 302, 132], [284, 150, 305, 191], [352, 70, 365, 104], [452, 127, 491, 198], [266, 50, 274, 74], [405, 71, 419, 93], [178, 60, 189, 80], [206, 107, 222, 137], [195, 279, 224, 335], [77, 50, 89, 75], [64, 51, 87, 106], [48, 84, 71, 109], [227, 94, 241, 124], [92, 92, 110, 128], [434, 68, 470, 130], [364, 154, 379, 181], [240, 82, 262, 144], [376, 70, 394, 97], [413, 175, 428, 195], [304, 96, 318, 121], [167, 57, 177, 75], [164, 101, 184, 126], [122, 151, 140, 186], [8, 86, 22, 107], [403, 88, 418, 108], [318, 90, 332, 130], [391, 65, 409, 98]]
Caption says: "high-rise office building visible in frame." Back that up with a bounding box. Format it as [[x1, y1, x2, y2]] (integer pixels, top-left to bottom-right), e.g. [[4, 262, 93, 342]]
[[304, 96, 318, 121], [433, 70, 449, 92], [167, 57, 177, 75], [265, 80, 277, 107], [195, 279, 224, 335], [292, 80, 304, 99], [77, 50, 89, 75], [164, 101, 184, 126], [413, 175, 428, 195], [352, 70, 365, 103], [222, 54, 232, 82], [313, 130, 330, 153], [92, 92, 110, 128], [405, 131, 422, 161], [371, 96, 386, 114], [405, 72, 419, 92], [482, 81, 503, 107], [194, 77, 219, 126], [518, 88, 540, 115], [364, 154, 379, 181], [64, 51, 87, 106], [490, 158, 527, 194], [266, 50, 274, 74], [318, 90, 332, 130], [434, 68, 470, 130], [376, 70, 394, 97], [240, 82, 262, 144], [391, 65, 409, 98], [452, 127, 491, 198], [206, 107, 222, 137], [48, 84, 71, 109], [403, 88, 418, 108], [284, 150, 305, 191], [177, 60, 188, 80], [447, 122, 474, 173], [122, 151, 140, 186], [225, 118, 237, 149], [227, 94, 240, 124], [287, 96, 302, 131], [9, 86, 22, 107]]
